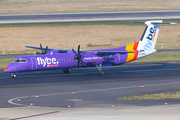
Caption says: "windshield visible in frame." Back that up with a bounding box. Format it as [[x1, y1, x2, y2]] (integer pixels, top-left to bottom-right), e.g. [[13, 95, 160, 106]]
[[14, 59, 21, 63], [20, 59, 27, 63]]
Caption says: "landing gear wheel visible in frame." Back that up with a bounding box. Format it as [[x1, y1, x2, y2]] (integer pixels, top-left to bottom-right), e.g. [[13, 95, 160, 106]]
[[63, 69, 70, 74], [11, 73, 16, 78], [98, 70, 105, 75]]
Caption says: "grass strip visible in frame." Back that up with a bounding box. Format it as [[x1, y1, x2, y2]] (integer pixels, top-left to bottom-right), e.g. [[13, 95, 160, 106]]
[[1, 0, 180, 14], [0, 58, 15, 69], [0, 19, 179, 28], [118, 91, 180, 100], [133, 52, 180, 62], [0, 21, 141, 28]]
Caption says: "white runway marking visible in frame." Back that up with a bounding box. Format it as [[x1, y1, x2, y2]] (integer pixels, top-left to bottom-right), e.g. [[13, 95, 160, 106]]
[[8, 81, 180, 107]]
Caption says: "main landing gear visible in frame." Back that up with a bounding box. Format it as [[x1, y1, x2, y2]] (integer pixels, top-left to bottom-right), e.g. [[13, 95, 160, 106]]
[[96, 64, 105, 75], [63, 69, 71, 74], [11, 73, 16, 78]]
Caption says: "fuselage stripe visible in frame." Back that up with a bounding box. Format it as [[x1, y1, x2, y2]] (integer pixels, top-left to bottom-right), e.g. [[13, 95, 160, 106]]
[[133, 42, 139, 60], [125, 43, 135, 63]]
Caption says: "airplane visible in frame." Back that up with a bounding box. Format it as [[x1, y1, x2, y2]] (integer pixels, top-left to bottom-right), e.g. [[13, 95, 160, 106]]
[[4, 20, 176, 78]]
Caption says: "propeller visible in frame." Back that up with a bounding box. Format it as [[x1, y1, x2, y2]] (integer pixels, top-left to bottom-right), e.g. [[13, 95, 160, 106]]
[[72, 45, 86, 69], [36, 44, 48, 54]]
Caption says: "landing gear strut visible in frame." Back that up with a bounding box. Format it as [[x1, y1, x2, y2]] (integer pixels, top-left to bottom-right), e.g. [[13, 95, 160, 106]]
[[11, 73, 16, 78], [63, 69, 71, 74], [96, 64, 105, 75]]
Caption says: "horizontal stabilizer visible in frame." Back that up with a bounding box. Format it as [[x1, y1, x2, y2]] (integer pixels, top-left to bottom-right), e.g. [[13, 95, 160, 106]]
[[134, 21, 176, 24]]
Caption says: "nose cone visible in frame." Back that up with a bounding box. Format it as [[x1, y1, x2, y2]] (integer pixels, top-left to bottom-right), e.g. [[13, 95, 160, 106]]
[[4, 67, 8, 71], [4, 64, 16, 73]]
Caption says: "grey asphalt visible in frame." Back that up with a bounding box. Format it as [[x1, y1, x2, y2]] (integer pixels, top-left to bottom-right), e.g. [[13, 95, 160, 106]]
[[1, 10, 180, 24], [1, 61, 180, 108]]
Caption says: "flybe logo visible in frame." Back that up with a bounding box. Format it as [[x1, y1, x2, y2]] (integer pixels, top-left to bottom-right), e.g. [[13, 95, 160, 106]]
[[144, 26, 157, 51], [37, 57, 59, 67]]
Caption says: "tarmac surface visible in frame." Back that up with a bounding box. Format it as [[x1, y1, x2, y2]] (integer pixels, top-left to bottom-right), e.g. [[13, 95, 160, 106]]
[[1, 61, 180, 119], [1, 10, 180, 23]]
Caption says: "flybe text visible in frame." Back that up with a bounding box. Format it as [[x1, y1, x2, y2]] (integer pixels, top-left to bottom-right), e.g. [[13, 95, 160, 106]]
[[144, 26, 157, 51], [37, 57, 58, 67]]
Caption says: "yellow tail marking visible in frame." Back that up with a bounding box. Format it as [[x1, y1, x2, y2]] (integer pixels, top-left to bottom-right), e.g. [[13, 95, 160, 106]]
[[125, 43, 135, 63]]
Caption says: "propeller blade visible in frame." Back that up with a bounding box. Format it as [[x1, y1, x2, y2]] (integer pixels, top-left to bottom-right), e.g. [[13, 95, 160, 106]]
[[72, 48, 77, 55], [80, 58, 86, 66], [72, 44, 85, 69], [77, 59, 80, 70], [44, 46, 48, 53], [40, 44, 43, 53], [78, 44, 80, 56]]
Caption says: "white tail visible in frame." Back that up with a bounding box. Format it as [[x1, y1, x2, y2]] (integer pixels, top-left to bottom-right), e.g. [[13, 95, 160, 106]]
[[137, 20, 176, 51], [135, 20, 176, 59], [137, 20, 161, 51]]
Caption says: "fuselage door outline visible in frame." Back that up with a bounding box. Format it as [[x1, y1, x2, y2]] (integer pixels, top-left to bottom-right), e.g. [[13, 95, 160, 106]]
[[31, 57, 37, 70]]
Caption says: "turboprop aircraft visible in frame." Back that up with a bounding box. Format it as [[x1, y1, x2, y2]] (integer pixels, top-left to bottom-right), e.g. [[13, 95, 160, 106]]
[[4, 20, 176, 78]]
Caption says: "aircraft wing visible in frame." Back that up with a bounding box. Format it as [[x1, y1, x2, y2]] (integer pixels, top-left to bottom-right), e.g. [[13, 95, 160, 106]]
[[26, 46, 54, 50], [25, 46, 88, 53], [94, 51, 138, 54], [25, 46, 72, 52]]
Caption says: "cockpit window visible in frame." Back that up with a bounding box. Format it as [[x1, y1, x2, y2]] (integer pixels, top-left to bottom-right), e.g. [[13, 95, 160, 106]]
[[20, 59, 27, 63], [13, 59, 27, 63], [14, 59, 20, 63]]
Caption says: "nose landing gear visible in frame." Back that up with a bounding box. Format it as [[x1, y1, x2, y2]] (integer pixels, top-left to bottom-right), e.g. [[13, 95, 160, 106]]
[[63, 69, 71, 74], [11, 73, 16, 78]]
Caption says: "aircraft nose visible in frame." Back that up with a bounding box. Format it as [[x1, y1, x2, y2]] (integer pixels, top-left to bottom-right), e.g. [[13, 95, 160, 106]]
[[4, 65, 16, 73], [4, 67, 8, 71], [4, 67, 12, 72]]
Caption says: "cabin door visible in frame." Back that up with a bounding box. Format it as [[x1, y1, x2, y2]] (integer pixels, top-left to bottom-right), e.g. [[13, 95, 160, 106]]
[[115, 53, 120, 64], [31, 57, 37, 70]]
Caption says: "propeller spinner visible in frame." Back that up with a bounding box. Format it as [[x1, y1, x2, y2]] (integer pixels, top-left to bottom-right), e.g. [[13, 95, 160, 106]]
[[72, 45, 86, 69]]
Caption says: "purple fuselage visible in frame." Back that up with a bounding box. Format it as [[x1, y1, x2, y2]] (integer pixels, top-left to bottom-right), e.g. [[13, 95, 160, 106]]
[[4, 46, 129, 73]]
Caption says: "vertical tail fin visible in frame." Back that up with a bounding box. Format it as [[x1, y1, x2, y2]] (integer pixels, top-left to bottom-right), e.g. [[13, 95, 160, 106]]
[[137, 20, 161, 51], [137, 20, 176, 51], [125, 20, 176, 62]]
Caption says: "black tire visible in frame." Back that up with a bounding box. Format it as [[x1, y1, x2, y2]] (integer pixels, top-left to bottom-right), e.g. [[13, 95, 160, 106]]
[[63, 69, 70, 74], [11, 74, 16, 78], [98, 70, 105, 75]]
